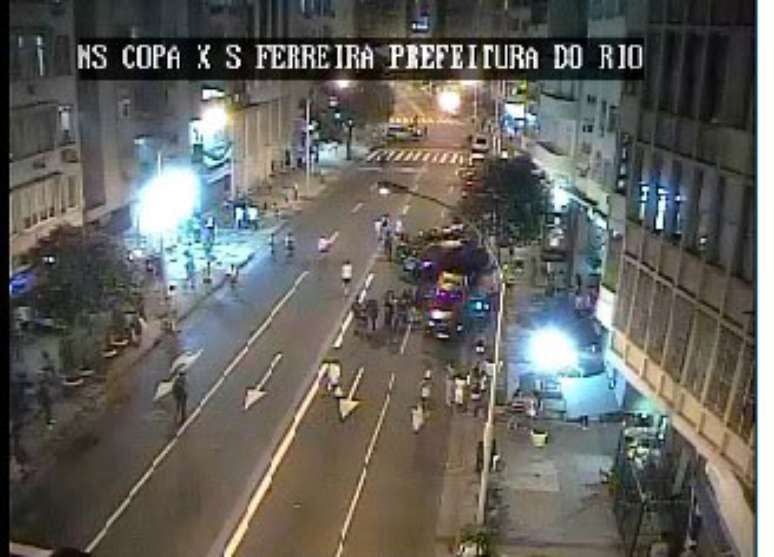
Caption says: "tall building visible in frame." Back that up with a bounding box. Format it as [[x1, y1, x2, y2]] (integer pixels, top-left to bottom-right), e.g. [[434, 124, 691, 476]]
[[75, 0, 198, 232], [354, 0, 409, 37], [9, 0, 85, 277], [607, 0, 755, 555]]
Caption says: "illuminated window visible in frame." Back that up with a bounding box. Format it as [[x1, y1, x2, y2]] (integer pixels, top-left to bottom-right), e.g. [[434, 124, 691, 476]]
[[655, 186, 667, 231], [638, 182, 649, 222]]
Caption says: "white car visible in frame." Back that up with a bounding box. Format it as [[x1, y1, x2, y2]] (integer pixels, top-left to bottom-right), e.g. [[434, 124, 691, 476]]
[[470, 152, 485, 164], [386, 123, 412, 141], [471, 133, 489, 154]]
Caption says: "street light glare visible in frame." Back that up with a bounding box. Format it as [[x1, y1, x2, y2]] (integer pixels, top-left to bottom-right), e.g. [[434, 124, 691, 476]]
[[437, 90, 461, 114], [529, 327, 578, 372], [201, 105, 229, 134], [139, 168, 200, 235], [378, 185, 391, 196], [335, 79, 351, 89]]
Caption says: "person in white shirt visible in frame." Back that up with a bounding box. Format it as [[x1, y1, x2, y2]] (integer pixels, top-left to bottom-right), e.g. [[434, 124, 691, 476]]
[[395, 218, 404, 236], [318, 235, 329, 253], [341, 260, 353, 296]]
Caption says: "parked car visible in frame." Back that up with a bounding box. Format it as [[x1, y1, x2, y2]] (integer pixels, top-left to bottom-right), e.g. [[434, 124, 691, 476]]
[[471, 133, 489, 154], [386, 123, 412, 141]]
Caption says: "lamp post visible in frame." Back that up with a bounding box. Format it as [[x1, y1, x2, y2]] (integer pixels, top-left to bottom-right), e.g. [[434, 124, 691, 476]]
[[376, 181, 505, 526]]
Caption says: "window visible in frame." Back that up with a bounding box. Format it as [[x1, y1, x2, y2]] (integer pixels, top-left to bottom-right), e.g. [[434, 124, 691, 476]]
[[599, 100, 607, 137], [119, 98, 131, 119], [641, 33, 661, 110], [683, 311, 718, 397], [649, 0, 664, 22], [705, 327, 742, 418], [67, 175, 78, 208], [687, 0, 708, 24], [655, 185, 667, 232], [647, 283, 672, 363], [58, 105, 73, 145], [60, 175, 68, 214], [679, 34, 701, 118], [35, 33, 48, 78], [659, 32, 678, 112], [608, 105, 618, 133], [728, 345, 754, 438], [37, 183, 47, 222], [670, 160, 684, 241], [47, 178, 58, 218], [630, 273, 654, 348], [53, 35, 70, 76], [700, 35, 729, 123]]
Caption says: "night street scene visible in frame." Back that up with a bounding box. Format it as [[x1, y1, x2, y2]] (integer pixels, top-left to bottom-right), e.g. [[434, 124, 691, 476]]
[[8, 1, 758, 557]]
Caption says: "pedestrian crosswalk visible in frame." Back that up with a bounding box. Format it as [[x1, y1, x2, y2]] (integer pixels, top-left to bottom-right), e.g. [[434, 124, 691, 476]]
[[390, 116, 464, 126], [365, 149, 468, 166]]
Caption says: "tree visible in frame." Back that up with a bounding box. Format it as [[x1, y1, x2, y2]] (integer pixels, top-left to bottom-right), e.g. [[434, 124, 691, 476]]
[[346, 81, 395, 125], [30, 225, 140, 327], [483, 158, 548, 244]]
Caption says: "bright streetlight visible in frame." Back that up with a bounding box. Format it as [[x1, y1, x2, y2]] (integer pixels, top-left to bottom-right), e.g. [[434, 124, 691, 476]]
[[529, 327, 578, 372], [139, 167, 200, 235], [437, 89, 461, 114]]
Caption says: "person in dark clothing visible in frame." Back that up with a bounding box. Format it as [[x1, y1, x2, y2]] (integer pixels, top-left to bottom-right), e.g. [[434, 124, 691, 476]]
[[38, 378, 54, 428], [384, 233, 393, 261], [172, 371, 188, 425], [366, 299, 379, 332]]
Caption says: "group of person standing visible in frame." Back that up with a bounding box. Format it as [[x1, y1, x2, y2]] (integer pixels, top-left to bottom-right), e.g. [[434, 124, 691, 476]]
[[444, 360, 490, 418], [374, 214, 404, 262]]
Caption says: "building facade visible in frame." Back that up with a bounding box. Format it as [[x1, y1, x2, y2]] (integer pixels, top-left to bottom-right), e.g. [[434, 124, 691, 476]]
[[607, 0, 755, 555], [10, 0, 85, 277]]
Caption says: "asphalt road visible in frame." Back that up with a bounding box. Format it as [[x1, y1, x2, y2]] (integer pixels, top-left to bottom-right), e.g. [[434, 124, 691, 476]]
[[10, 116, 474, 557], [232, 147, 464, 557]]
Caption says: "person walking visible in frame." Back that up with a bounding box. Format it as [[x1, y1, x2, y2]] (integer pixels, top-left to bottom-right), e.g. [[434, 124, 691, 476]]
[[445, 374, 454, 407], [327, 362, 341, 395], [411, 402, 425, 433], [454, 375, 466, 413], [172, 371, 188, 425], [38, 376, 54, 428], [374, 218, 383, 242], [384, 232, 393, 262], [420, 372, 432, 411], [366, 299, 379, 332], [471, 382, 483, 417]]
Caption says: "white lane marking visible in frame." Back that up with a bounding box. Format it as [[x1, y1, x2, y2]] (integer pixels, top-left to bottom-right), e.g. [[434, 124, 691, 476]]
[[222, 255, 380, 557], [84, 272, 309, 554], [384, 150, 398, 161], [329, 230, 340, 244], [412, 151, 423, 162], [359, 272, 375, 303], [333, 311, 354, 349], [399, 322, 413, 355], [440, 152, 450, 164], [401, 204, 410, 216], [441, 208, 448, 219], [422, 152, 432, 162], [244, 353, 284, 411], [366, 151, 379, 162], [351, 202, 363, 214], [334, 372, 396, 557], [395, 151, 409, 162]]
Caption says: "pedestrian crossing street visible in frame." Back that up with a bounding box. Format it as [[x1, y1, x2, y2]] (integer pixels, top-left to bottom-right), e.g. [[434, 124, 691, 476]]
[[390, 116, 464, 126], [365, 148, 468, 166]]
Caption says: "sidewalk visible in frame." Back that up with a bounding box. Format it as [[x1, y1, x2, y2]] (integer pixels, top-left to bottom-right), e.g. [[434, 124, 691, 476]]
[[9, 135, 372, 486]]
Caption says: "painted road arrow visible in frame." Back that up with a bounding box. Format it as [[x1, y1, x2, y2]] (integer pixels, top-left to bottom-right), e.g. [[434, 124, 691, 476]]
[[244, 352, 283, 411], [338, 365, 365, 421], [154, 349, 203, 401]]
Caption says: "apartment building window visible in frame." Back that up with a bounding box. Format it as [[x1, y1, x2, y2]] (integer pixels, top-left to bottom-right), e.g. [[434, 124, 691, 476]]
[[728, 345, 754, 439], [607, 105, 618, 133], [35, 34, 48, 78], [604, 0, 622, 18], [598, 100, 607, 137], [687, 0, 708, 24], [630, 273, 654, 348], [718, 180, 744, 271], [705, 327, 742, 418], [700, 34, 729, 123], [641, 33, 661, 110], [664, 295, 693, 380], [613, 261, 636, 331], [667, 0, 685, 23], [669, 160, 684, 241], [590, 0, 603, 19], [683, 310, 717, 397], [659, 32, 678, 113], [53, 35, 70, 76], [627, 146, 645, 221], [58, 105, 73, 145], [260, 0, 269, 35], [47, 178, 58, 218], [679, 34, 701, 118], [655, 186, 668, 232], [119, 98, 131, 119], [649, 0, 664, 22], [60, 175, 68, 214], [10, 108, 57, 160], [647, 283, 672, 364], [695, 173, 719, 259]]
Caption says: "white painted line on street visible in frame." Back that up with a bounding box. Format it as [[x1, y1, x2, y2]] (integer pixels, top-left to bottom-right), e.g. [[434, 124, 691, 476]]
[[334, 311, 354, 349], [365, 151, 379, 162], [85, 272, 309, 555], [439, 152, 449, 164], [351, 202, 363, 214], [422, 152, 432, 162], [401, 204, 410, 216], [334, 372, 396, 557], [399, 322, 413, 355], [412, 151, 423, 161], [441, 208, 447, 218], [358, 272, 375, 304], [329, 230, 340, 244], [384, 150, 398, 161]]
